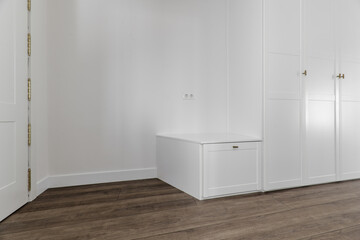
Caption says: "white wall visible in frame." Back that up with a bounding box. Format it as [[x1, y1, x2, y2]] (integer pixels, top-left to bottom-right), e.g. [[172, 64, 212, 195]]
[[42, 0, 263, 187], [229, 0, 263, 137]]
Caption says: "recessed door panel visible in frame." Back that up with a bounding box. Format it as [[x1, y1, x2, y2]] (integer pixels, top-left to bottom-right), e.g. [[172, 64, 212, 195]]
[[268, 0, 300, 55], [204, 143, 260, 198], [0, 0, 15, 104], [306, 101, 336, 182], [338, 0, 360, 61], [305, 58, 335, 100], [265, 100, 301, 189], [207, 151, 257, 188], [267, 53, 300, 100], [340, 60, 360, 101], [340, 102, 360, 179], [303, 0, 334, 59]]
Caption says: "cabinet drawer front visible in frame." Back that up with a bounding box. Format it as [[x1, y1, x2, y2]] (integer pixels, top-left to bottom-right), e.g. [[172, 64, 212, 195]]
[[205, 142, 259, 152], [203, 142, 261, 198]]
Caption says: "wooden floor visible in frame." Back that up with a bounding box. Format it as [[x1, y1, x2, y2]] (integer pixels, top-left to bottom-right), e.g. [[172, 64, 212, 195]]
[[1, 179, 360, 240]]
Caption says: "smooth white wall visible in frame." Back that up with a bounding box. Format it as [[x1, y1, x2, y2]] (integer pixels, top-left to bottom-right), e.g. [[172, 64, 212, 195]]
[[44, 0, 263, 184], [229, 0, 263, 138], [46, 0, 229, 177]]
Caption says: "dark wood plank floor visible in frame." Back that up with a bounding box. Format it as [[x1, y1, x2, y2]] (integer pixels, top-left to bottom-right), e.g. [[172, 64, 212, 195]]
[[1, 179, 360, 240]]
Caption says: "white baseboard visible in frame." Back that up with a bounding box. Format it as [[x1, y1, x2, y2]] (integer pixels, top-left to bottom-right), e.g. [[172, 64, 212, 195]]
[[37, 177, 50, 196], [36, 168, 157, 196]]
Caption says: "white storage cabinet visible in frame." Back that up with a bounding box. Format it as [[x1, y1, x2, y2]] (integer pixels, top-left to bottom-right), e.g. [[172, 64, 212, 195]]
[[264, 0, 360, 191], [157, 134, 262, 200]]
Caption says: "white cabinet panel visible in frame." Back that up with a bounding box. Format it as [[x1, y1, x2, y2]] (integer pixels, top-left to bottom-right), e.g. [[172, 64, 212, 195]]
[[306, 101, 336, 183], [305, 58, 335, 100], [340, 102, 360, 180], [338, 0, 360, 61], [203, 143, 260, 198], [340, 60, 360, 101], [157, 137, 201, 199], [268, 0, 301, 55], [265, 100, 301, 190], [303, 0, 335, 59], [267, 53, 300, 100]]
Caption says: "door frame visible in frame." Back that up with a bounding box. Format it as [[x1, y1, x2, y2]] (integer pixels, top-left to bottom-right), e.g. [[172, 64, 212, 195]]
[[27, 0, 37, 202]]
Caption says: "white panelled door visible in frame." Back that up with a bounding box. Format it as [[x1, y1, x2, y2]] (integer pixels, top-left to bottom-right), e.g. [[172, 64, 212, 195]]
[[338, 0, 360, 180], [265, 0, 302, 190], [303, 0, 337, 185], [0, 0, 28, 221]]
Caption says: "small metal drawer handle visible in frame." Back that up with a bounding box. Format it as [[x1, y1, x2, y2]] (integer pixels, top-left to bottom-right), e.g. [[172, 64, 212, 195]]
[[233, 146, 239, 149]]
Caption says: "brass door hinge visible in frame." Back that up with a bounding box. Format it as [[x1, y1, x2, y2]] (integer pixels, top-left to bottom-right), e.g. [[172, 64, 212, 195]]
[[28, 168, 31, 192], [27, 33, 31, 56], [28, 124, 31, 146], [27, 0, 31, 12], [28, 78, 31, 101]]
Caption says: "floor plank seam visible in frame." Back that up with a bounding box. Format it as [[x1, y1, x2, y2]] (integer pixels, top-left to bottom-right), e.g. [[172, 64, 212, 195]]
[[132, 229, 190, 240], [271, 194, 360, 212], [269, 195, 294, 210]]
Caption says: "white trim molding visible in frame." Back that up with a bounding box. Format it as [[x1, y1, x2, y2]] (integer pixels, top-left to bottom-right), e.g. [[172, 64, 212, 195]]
[[36, 177, 50, 197], [36, 168, 157, 196]]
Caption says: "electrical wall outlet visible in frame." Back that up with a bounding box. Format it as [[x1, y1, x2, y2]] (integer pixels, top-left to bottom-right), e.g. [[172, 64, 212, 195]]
[[183, 93, 195, 100]]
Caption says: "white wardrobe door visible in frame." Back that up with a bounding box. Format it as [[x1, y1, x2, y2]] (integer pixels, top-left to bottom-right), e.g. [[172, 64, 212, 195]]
[[265, 0, 302, 190], [338, 0, 360, 180], [0, 0, 28, 221], [303, 0, 336, 184]]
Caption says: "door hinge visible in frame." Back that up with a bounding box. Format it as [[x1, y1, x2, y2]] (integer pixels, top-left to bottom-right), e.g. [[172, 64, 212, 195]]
[[28, 78, 31, 101], [27, 33, 31, 57], [28, 168, 31, 192], [28, 124, 31, 146], [27, 0, 31, 12]]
